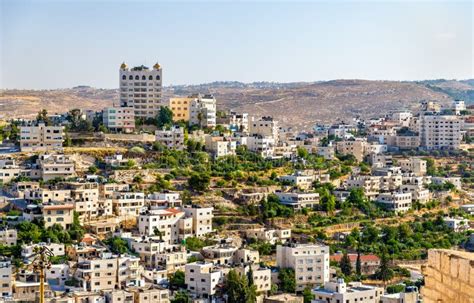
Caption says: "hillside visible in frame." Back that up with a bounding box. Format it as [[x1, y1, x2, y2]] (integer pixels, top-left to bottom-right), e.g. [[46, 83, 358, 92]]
[[1, 79, 471, 129]]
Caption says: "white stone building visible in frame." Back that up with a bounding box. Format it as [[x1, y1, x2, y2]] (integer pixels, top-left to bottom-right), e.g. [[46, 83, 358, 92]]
[[103, 106, 135, 133], [185, 262, 222, 298], [312, 279, 383, 303], [275, 191, 320, 210], [20, 123, 64, 152], [276, 243, 330, 292], [419, 114, 463, 150], [155, 126, 185, 150], [376, 192, 412, 213]]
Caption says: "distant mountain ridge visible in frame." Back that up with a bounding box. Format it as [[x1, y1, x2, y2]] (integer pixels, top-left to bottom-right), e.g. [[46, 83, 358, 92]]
[[1, 79, 472, 129]]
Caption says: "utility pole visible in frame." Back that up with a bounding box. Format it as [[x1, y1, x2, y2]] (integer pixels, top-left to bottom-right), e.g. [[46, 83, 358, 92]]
[[29, 245, 54, 303]]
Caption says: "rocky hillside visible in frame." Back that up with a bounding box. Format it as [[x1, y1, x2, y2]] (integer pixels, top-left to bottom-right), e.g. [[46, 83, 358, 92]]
[[1, 79, 471, 129]]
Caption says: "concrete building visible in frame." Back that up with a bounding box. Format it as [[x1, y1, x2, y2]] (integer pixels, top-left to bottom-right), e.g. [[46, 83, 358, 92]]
[[280, 171, 316, 190], [380, 291, 418, 303], [147, 191, 182, 209], [0, 159, 21, 184], [398, 158, 427, 176], [312, 279, 383, 303], [246, 135, 276, 158], [185, 262, 222, 298], [244, 228, 291, 245], [189, 94, 217, 128], [452, 100, 466, 115], [228, 111, 249, 133], [66, 182, 100, 220], [249, 116, 279, 143], [22, 243, 65, 263], [42, 203, 74, 229], [0, 228, 17, 246], [336, 139, 368, 162], [169, 96, 193, 122], [103, 106, 135, 133], [421, 249, 474, 303], [37, 154, 76, 182], [275, 191, 319, 210], [138, 208, 188, 245], [419, 114, 463, 150], [155, 126, 185, 150], [276, 243, 330, 292], [204, 135, 236, 158], [20, 123, 64, 152], [0, 258, 12, 297], [130, 286, 170, 303], [376, 192, 412, 213], [112, 191, 145, 217], [431, 176, 462, 190], [235, 264, 271, 294], [119, 62, 163, 119], [184, 206, 213, 237]]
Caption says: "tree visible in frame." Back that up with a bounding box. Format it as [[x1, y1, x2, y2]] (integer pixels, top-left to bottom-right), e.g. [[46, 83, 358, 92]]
[[156, 106, 173, 128], [225, 269, 254, 303], [340, 252, 352, 276], [36, 109, 51, 125], [319, 187, 336, 214], [278, 268, 296, 293], [169, 270, 185, 289], [303, 286, 315, 303], [355, 251, 362, 277], [188, 173, 210, 192], [104, 236, 129, 255], [375, 248, 394, 283]]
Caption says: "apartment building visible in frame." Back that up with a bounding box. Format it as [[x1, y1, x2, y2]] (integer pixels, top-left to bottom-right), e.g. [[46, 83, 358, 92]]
[[185, 262, 222, 298], [184, 205, 213, 237], [275, 191, 319, 210], [155, 126, 185, 150], [0, 159, 20, 184], [119, 62, 163, 119], [345, 176, 381, 199], [235, 264, 271, 293], [0, 228, 17, 246], [0, 258, 12, 297], [249, 116, 279, 143], [280, 171, 316, 190], [112, 191, 145, 217], [24, 188, 71, 203], [453, 100, 466, 115], [22, 243, 65, 262], [138, 208, 187, 245], [315, 145, 335, 160], [246, 135, 276, 158], [336, 139, 368, 162], [42, 203, 74, 229], [398, 158, 427, 176], [431, 176, 462, 190], [100, 182, 130, 199], [66, 182, 100, 220], [20, 123, 64, 152], [147, 192, 182, 209], [75, 253, 141, 292], [37, 154, 76, 181], [419, 114, 463, 150], [204, 135, 236, 158], [328, 123, 357, 139], [228, 111, 249, 133], [189, 94, 217, 128], [395, 132, 420, 150], [312, 279, 383, 303], [103, 106, 135, 133], [201, 244, 239, 265], [276, 243, 330, 292], [376, 192, 412, 213], [131, 286, 170, 303], [169, 97, 193, 122]]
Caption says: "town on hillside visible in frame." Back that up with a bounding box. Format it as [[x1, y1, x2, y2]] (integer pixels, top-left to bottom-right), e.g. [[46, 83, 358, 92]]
[[0, 62, 473, 303]]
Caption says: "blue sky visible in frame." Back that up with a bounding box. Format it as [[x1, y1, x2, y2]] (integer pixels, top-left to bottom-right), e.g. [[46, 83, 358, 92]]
[[0, 0, 472, 89]]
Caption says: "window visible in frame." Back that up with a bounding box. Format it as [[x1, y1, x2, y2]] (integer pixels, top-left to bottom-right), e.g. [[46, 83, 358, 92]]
[[156, 75, 160, 80]]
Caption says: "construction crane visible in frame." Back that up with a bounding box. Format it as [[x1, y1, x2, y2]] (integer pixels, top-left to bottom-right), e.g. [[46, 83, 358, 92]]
[[25, 245, 54, 303]]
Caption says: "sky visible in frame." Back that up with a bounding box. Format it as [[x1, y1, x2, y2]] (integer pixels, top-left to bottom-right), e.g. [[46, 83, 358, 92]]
[[0, 0, 472, 89]]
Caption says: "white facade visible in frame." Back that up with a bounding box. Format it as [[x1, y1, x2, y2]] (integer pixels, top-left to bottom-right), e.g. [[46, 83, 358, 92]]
[[312, 279, 383, 303], [249, 116, 279, 143], [419, 114, 463, 150], [155, 126, 185, 150], [119, 62, 163, 119], [138, 208, 187, 245], [398, 158, 427, 176], [376, 192, 412, 213], [0, 259, 12, 297], [103, 106, 135, 133], [246, 136, 276, 158], [453, 100, 466, 115], [184, 206, 214, 237], [189, 94, 217, 128], [185, 262, 222, 297], [204, 135, 236, 158], [276, 191, 319, 210], [276, 244, 330, 292], [112, 191, 145, 217]]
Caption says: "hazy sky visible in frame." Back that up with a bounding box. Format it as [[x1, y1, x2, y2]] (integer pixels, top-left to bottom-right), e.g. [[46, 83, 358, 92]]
[[0, 0, 472, 89]]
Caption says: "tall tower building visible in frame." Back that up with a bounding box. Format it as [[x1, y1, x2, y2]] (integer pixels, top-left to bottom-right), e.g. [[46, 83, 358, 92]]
[[119, 62, 163, 119]]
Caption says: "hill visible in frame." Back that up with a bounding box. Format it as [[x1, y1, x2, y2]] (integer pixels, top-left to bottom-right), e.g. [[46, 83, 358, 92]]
[[1, 79, 471, 129]]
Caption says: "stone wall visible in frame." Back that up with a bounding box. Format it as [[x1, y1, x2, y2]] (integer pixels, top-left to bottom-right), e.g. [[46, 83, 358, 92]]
[[421, 249, 474, 303]]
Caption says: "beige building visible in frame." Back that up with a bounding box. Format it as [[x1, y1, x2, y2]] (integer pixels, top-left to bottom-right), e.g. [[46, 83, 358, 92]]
[[184, 205, 213, 237], [249, 116, 279, 143], [421, 249, 474, 303], [398, 158, 427, 176], [0, 258, 12, 297], [37, 154, 76, 182], [276, 243, 330, 292], [185, 262, 222, 297], [275, 191, 319, 210], [0, 228, 17, 246], [204, 135, 237, 158], [112, 191, 145, 217], [42, 203, 74, 229], [119, 62, 163, 119], [395, 133, 420, 150], [20, 123, 64, 152], [131, 286, 170, 303], [312, 279, 383, 303], [376, 192, 412, 213], [336, 139, 368, 162], [138, 208, 189, 245]]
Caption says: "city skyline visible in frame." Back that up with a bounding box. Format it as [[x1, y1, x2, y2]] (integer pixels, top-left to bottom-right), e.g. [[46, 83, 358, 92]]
[[1, 0, 473, 89]]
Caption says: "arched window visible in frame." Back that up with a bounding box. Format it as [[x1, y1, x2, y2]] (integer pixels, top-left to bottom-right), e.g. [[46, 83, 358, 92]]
[[122, 75, 126, 80], [156, 75, 160, 80], [135, 75, 139, 80], [149, 75, 153, 80], [129, 75, 133, 80], [142, 75, 146, 80]]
